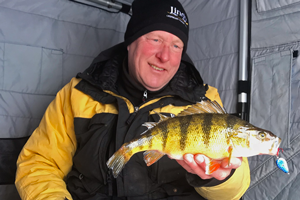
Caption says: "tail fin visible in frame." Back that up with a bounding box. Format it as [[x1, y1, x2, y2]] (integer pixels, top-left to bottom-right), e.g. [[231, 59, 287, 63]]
[[106, 146, 131, 178]]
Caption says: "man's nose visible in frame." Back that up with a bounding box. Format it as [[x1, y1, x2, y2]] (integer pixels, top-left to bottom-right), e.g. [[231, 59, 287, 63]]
[[156, 45, 170, 62]]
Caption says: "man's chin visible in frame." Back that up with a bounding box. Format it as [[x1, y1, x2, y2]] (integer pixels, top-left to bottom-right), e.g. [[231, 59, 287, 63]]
[[144, 83, 165, 92]]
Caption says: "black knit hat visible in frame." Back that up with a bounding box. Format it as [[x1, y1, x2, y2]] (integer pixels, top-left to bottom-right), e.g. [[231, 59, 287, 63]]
[[124, 0, 189, 53]]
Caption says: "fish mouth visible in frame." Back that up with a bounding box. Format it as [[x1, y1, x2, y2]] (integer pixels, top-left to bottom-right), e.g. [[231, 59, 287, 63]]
[[270, 137, 282, 155]]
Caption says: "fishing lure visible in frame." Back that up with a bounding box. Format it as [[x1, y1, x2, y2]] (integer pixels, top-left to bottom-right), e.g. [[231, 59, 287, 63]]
[[276, 148, 289, 174]]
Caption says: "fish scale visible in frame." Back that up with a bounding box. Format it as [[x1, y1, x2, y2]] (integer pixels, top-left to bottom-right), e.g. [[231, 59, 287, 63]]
[[179, 114, 191, 151], [107, 100, 281, 178]]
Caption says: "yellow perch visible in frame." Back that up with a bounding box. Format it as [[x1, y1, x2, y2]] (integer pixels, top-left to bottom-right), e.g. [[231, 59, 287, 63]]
[[107, 100, 281, 178]]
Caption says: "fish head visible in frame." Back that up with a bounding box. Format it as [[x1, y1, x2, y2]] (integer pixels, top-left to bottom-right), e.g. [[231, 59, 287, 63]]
[[231, 126, 281, 157]]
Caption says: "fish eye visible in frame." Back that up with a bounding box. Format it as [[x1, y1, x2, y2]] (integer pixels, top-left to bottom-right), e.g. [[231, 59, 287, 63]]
[[258, 132, 266, 139]]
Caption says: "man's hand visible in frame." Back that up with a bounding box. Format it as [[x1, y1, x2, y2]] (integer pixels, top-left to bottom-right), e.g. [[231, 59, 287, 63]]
[[175, 154, 242, 180]]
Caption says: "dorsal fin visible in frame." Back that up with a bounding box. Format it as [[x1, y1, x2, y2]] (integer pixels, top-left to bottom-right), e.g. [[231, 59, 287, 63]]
[[141, 112, 170, 134], [142, 122, 157, 129], [141, 122, 157, 135], [177, 100, 227, 116], [156, 112, 169, 122]]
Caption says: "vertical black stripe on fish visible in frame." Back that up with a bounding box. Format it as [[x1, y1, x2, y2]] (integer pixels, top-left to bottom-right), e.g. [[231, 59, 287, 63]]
[[125, 139, 138, 157], [127, 150, 133, 157], [151, 121, 169, 150], [225, 115, 235, 130], [147, 130, 154, 149], [138, 135, 149, 150], [202, 114, 213, 146], [179, 115, 193, 151], [225, 115, 241, 131], [158, 121, 169, 151], [125, 144, 133, 157]]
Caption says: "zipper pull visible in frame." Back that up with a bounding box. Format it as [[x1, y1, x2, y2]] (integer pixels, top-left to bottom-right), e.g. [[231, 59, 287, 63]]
[[142, 90, 148, 102], [134, 106, 139, 112]]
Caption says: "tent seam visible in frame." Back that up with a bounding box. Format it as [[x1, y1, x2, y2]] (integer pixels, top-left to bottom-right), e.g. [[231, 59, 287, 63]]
[[252, 8, 300, 22], [0, 40, 97, 58], [0, 5, 125, 33], [0, 89, 56, 96], [193, 51, 238, 62], [0, 114, 40, 120], [190, 15, 238, 30]]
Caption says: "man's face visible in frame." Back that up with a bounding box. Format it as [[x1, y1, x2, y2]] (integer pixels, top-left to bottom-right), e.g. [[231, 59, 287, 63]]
[[127, 30, 184, 91]]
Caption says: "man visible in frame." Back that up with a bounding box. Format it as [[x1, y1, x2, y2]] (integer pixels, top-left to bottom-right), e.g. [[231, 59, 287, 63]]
[[15, 0, 250, 199]]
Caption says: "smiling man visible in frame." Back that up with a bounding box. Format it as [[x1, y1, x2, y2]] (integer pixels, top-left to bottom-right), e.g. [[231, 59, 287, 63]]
[[127, 31, 184, 91], [15, 0, 250, 200]]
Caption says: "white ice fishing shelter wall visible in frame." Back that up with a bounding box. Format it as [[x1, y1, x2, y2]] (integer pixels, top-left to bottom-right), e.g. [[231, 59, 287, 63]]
[[245, 0, 300, 199], [1, 0, 299, 200], [0, 0, 129, 198]]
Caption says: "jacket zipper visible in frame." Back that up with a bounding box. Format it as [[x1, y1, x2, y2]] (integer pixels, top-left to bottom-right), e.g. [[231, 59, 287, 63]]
[[126, 106, 139, 125], [126, 90, 147, 125], [142, 90, 147, 102], [107, 170, 113, 196]]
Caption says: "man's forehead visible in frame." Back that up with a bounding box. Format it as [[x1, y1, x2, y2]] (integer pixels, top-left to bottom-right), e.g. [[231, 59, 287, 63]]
[[144, 30, 184, 44]]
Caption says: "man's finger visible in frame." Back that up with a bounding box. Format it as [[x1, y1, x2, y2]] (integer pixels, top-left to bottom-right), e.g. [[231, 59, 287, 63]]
[[176, 159, 194, 174], [221, 157, 242, 169], [183, 154, 212, 180]]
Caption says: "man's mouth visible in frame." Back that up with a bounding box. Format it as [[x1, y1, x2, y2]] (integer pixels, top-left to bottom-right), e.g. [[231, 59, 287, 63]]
[[150, 64, 164, 71]]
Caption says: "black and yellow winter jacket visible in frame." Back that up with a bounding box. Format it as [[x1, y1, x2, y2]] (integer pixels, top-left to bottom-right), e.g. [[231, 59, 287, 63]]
[[15, 43, 250, 200]]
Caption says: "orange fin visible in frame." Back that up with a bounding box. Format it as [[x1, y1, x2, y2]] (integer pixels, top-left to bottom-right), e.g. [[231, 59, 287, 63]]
[[205, 158, 222, 175], [227, 146, 233, 167], [143, 150, 165, 166]]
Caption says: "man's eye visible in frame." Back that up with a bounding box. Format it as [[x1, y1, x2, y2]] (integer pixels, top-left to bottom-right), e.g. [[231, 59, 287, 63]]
[[172, 44, 183, 52], [146, 37, 161, 44]]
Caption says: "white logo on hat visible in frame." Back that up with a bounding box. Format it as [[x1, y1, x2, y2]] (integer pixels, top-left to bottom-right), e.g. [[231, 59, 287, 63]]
[[167, 6, 188, 26]]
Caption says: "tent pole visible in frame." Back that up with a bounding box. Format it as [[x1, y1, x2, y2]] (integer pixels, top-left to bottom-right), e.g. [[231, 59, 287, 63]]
[[86, 0, 123, 10], [72, 0, 132, 14], [238, 0, 250, 121]]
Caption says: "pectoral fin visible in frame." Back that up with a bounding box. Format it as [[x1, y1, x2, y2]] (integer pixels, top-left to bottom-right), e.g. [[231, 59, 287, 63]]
[[205, 158, 222, 175], [143, 150, 165, 166], [227, 146, 233, 167]]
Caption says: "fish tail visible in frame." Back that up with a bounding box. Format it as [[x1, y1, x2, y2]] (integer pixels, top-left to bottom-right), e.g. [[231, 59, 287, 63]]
[[106, 145, 132, 178]]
